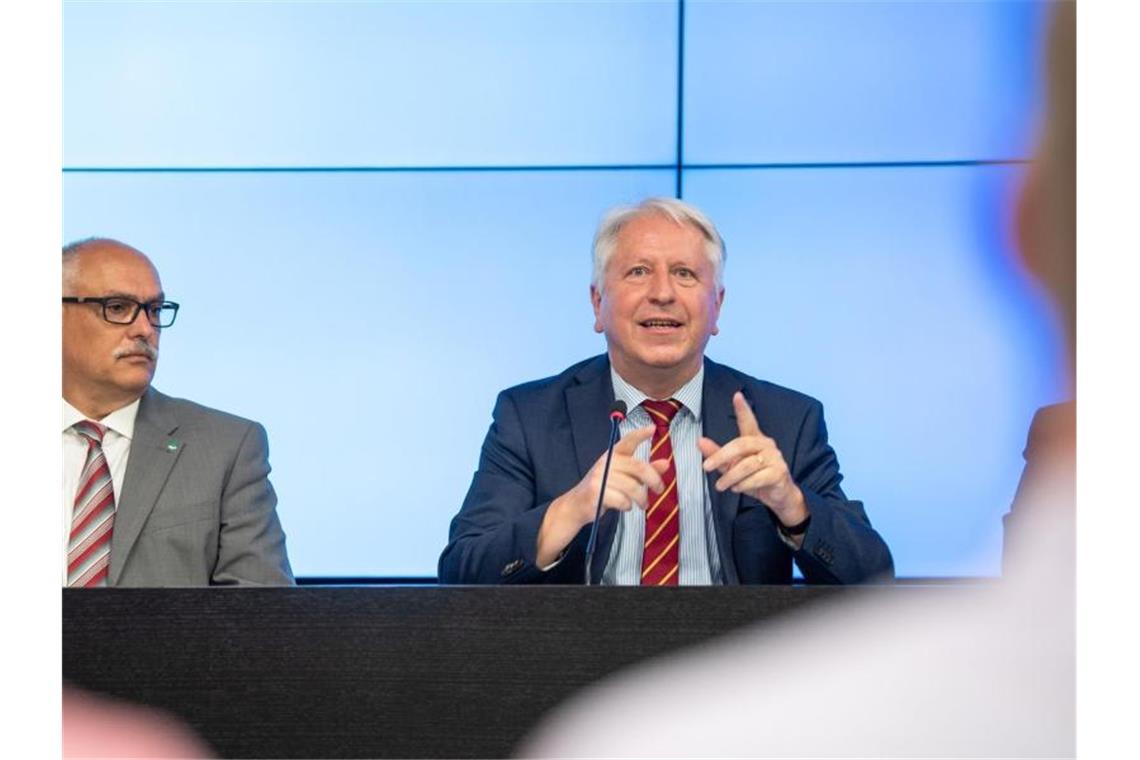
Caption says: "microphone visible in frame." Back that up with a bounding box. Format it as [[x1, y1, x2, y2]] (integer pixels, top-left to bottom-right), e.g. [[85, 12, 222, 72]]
[[584, 400, 628, 585]]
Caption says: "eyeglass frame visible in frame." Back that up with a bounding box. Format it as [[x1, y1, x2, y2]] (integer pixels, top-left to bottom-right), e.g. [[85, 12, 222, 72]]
[[62, 296, 180, 328]]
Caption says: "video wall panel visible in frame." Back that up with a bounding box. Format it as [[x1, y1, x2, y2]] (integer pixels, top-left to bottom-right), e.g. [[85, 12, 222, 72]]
[[684, 0, 1045, 163], [63, 0, 1055, 577], [684, 164, 1063, 576], [64, 1, 678, 167]]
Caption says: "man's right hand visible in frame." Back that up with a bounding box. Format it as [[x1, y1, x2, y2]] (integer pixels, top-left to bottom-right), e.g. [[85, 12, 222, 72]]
[[535, 425, 667, 568]]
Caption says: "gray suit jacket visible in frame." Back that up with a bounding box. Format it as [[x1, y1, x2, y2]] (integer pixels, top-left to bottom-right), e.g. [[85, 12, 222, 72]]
[[108, 387, 294, 586]]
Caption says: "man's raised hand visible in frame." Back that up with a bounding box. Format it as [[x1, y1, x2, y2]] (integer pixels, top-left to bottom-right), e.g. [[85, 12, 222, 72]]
[[697, 391, 809, 527], [536, 425, 668, 566]]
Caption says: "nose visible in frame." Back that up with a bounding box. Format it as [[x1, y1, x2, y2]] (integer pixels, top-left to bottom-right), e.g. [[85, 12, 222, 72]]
[[125, 306, 157, 341], [647, 268, 676, 304]]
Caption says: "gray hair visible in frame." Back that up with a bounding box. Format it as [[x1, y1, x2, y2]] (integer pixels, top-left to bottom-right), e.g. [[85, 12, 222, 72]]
[[591, 197, 726, 294]]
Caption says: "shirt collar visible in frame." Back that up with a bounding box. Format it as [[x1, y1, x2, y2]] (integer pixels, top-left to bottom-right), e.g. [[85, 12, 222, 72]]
[[62, 397, 141, 440], [610, 364, 704, 422]]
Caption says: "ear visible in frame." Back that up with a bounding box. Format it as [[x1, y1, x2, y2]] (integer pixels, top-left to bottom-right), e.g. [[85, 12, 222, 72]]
[[590, 285, 604, 334], [711, 287, 725, 336]]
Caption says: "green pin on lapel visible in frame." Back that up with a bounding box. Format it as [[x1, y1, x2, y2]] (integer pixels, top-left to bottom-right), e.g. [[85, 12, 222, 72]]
[[165, 438, 181, 452]]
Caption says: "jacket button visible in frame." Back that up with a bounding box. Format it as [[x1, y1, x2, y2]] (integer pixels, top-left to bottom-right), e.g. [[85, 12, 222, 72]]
[[813, 542, 834, 565]]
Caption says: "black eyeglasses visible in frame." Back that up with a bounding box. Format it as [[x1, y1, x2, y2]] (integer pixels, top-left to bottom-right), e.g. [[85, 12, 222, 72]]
[[62, 296, 180, 328]]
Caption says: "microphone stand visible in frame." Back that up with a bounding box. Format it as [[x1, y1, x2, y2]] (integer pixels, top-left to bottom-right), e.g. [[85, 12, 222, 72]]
[[584, 402, 626, 585]]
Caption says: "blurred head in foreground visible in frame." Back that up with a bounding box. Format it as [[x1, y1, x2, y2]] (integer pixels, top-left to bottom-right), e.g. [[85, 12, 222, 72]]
[[1018, 0, 1076, 367], [64, 685, 214, 758]]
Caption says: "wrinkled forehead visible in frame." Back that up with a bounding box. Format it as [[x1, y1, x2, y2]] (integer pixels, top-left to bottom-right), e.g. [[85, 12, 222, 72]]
[[66, 244, 164, 297]]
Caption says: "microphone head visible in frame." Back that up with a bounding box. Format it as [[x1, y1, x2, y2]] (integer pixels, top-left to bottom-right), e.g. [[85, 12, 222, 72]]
[[609, 399, 628, 422]]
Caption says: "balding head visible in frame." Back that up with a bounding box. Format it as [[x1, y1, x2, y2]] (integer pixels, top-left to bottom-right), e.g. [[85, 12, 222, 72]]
[[62, 238, 166, 419], [63, 237, 158, 292]]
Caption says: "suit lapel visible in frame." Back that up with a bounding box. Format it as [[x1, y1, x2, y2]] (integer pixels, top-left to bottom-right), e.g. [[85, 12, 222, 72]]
[[564, 356, 620, 581], [110, 389, 183, 585], [702, 359, 743, 584]]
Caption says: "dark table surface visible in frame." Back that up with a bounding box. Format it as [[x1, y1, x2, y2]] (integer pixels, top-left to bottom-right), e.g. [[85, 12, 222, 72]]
[[64, 584, 977, 758]]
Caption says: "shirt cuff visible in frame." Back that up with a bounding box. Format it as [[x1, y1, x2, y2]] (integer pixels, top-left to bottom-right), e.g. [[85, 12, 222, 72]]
[[539, 549, 569, 572]]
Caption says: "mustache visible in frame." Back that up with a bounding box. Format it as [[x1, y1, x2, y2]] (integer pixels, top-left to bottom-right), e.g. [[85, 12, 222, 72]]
[[113, 340, 158, 361]]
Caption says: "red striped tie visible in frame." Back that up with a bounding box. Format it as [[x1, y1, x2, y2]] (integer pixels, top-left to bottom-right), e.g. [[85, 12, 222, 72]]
[[640, 399, 682, 586], [68, 421, 116, 587]]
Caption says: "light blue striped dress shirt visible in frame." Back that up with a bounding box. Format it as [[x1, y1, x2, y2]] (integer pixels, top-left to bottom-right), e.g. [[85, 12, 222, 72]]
[[602, 366, 724, 585]]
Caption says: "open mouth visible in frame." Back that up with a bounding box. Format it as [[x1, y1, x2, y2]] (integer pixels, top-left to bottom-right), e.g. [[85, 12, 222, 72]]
[[640, 318, 682, 329]]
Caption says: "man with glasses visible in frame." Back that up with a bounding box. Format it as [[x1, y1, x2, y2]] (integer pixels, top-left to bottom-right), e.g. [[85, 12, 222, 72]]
[[62, 237, 293, 586]]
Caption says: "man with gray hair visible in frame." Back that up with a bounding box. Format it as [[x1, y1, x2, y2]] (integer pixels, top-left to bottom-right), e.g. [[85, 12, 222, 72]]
[[62, 237, 293, 586], [439, 198, 892, 585]]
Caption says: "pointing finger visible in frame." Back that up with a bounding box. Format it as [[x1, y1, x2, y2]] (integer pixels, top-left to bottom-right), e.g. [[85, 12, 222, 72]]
[[602, 471, 648, 511], [622, 457, 666, 494], [647, 458, 670, 494], [697, 436, 721, 460], [614, 425, 655, 456], [732, 391, 763, 437]]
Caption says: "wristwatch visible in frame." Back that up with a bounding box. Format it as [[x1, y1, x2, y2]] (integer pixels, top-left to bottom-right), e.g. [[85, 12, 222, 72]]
[[777, 513, 811, 539]]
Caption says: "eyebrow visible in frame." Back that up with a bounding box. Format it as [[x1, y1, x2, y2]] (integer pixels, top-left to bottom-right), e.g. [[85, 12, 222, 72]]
[[622, 258, 706, 270], [102, 291, 167, 301]]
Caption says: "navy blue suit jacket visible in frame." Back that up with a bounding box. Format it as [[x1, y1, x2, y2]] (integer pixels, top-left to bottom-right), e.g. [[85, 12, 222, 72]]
[[439, 355, 893, 584]]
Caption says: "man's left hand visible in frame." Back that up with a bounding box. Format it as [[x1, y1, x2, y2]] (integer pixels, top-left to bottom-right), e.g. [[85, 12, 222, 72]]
[[698, 391, 809, 530]]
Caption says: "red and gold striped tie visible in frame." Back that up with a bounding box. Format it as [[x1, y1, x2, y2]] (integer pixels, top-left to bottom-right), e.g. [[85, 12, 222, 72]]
[[640, 399, 682, 586], [68, 421, 116, 587]]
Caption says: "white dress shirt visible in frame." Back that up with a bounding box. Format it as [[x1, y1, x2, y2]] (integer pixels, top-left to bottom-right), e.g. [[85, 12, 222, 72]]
[[62, 398, 140, 583], [602, 366, 724, 585]]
